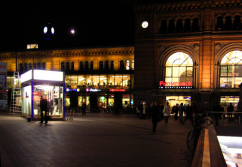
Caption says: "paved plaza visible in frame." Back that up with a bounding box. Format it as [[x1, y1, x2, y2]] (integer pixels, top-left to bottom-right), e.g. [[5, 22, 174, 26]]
[[0, 112, 193, 167]]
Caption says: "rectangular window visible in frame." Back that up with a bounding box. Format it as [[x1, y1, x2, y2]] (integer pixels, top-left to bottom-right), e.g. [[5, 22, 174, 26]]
[[131, 60, 134, 70], [126, 60, 130, 70]]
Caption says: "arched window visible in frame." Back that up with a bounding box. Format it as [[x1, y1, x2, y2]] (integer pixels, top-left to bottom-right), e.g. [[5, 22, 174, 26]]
[[110, 61, 114, 70], [90, 61, 94, 70], [176, 19, 183, 33], [165, 52, 193, 85], [220, 51, 242, 88], [234, 15, 241, 30], [184, 19, 191, 32], [71, 62, 74, 71], [120, 60, 124, 70], [66, 62, 70, 71], [105, 61, 109, 70], [168, 19, 175, 33], [85, 61, 89, 70], [79, 61, 84, 70], [42, 62, 45, 70], [225, 16, 232, 30], [61, 62, 65, 71], [216, 16, 223, 31], [192, 18, 199, 32], [160, 20, 167, 33], [99, 61, 104, 70]]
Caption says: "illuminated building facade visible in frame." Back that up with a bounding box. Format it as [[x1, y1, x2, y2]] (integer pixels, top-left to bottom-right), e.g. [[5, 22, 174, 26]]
[[0, 47, 134, 112], [134, 0, 242, 110]]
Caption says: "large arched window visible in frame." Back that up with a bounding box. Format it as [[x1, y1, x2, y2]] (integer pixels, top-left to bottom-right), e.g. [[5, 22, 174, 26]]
[[165, 52, 193, 85], [220, 51, 242, 88]]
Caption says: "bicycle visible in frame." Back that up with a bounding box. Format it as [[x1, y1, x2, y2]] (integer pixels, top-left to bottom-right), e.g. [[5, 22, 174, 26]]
[[187, 113, 213, 152]]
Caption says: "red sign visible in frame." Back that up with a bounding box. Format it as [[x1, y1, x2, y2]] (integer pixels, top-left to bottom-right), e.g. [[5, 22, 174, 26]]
[[110, 89, 125, 92], [159, 81, 192, 87]]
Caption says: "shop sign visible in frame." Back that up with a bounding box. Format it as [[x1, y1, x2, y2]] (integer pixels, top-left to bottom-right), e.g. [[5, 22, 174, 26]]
[[66, 88, 80, 92], [159, 81, 193, 89], [86, 88, 101, 92], [110, 89, 125, 92]]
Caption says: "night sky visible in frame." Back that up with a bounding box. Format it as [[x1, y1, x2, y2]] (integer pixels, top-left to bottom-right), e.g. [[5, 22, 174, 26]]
[[0, 1, 135, 52]]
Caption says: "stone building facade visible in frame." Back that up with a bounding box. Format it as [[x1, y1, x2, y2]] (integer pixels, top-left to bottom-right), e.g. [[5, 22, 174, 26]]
[[134, 0, 242, 111], [0, 47, 134, 111]]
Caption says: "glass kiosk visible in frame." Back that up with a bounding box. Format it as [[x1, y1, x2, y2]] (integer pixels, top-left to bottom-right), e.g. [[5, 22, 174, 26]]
[[21, 70, 65, 120]]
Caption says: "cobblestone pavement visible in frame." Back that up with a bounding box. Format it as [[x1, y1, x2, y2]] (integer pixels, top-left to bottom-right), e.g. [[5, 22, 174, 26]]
[[0, 113, 193, 167]]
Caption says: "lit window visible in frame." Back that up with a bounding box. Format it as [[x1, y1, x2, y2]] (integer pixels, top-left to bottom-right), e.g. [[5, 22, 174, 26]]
[[27, 44, 38, 49], [165, 52, 193, 85], [220, 51, 242, 88], [126, 60, 130, 70]]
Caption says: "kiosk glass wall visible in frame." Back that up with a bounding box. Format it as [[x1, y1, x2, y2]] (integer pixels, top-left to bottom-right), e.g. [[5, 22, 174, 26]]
[[21, 70, 64, 120]]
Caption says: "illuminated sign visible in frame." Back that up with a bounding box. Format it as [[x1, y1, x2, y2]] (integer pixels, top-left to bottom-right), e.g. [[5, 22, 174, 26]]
[[66, 88, 80, 92], [21, 70, 64, 83], [110, 89, 125, 92], [86, 88, 101, 92], [159, 81, 193, 89]]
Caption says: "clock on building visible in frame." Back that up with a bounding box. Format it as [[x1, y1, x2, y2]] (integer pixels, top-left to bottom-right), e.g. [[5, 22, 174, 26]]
[[141, 21, 149, 28]]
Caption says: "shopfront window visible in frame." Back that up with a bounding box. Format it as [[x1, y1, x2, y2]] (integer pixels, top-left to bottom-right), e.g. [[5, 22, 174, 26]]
[[165, 52, 193, 84], [65, 75, 77, 88], [108, 75, 115, 88], [32, 85, 63, 118], [78, 75, 85, 88], [220, 96, 239, 110], [100, 75, 107, 88], [86, 75, 93, 87], [220, 51, 242, 88]]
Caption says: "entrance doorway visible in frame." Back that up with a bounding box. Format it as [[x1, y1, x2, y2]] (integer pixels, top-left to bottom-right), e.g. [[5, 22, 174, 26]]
[[166, 96, 191, 107]]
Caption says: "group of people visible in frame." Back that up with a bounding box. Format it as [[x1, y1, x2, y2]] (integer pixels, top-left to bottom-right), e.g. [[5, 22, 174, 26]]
[[137, 101, 197, 133], [213, 102, 235, 126]]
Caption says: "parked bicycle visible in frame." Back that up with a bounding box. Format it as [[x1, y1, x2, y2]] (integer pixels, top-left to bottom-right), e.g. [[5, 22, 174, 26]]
[[187, 113, 213, 152]]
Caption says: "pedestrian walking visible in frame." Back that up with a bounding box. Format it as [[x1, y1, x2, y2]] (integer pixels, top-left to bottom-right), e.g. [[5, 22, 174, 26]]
[[173, 103, 179, 120], [138, 102, 143, 119], [191, 103, 197, 124], [82, 102, 86, 115], [183, 104, 192, 124], [40, 96, 48, 124], [163, 102, 171, 124], [178, 103, 185, 123], [227, 103, 234, 121], [146, 103, 151, 120], [151, 102, 160, 133], [213, 102, 221, 126]]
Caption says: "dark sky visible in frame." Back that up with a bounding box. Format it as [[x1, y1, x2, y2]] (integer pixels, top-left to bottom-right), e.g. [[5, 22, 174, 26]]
[[0, 1, 135, 51]]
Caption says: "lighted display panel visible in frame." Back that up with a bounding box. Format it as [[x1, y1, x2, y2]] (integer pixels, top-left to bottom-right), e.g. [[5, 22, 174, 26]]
[[220, 51, 242, 88]]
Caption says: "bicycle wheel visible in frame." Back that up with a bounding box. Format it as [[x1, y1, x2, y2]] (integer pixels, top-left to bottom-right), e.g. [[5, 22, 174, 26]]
[[187, 128, 197, 151], [204, 118, 213, 127]]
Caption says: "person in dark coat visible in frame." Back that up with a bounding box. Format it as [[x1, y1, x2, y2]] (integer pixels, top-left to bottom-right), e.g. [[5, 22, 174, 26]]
[[151, 102, 160, 133], [227, 103, 234, 121], [40, 96, 48, 124], [213, 102, 221, 126], [82, 102, 86, 115]]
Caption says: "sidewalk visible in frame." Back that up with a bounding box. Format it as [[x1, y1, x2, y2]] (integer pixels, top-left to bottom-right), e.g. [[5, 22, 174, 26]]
[[0, 112, 193, 167]]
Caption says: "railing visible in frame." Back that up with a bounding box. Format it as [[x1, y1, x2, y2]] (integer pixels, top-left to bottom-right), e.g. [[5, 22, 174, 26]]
[[205, 111, 242, 126], [192, 116, 227, 167]]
